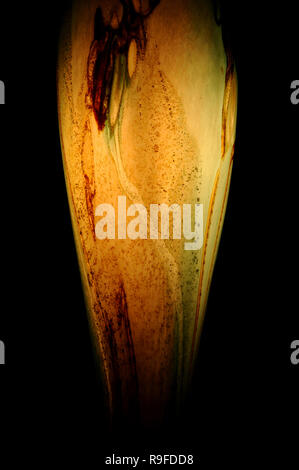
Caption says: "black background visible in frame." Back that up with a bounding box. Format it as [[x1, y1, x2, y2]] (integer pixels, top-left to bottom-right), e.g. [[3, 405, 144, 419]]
[[0, 1, 298, 467]]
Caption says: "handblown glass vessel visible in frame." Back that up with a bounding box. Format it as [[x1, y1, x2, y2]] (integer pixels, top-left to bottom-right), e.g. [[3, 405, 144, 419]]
[[57, 0, 237, 428]]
